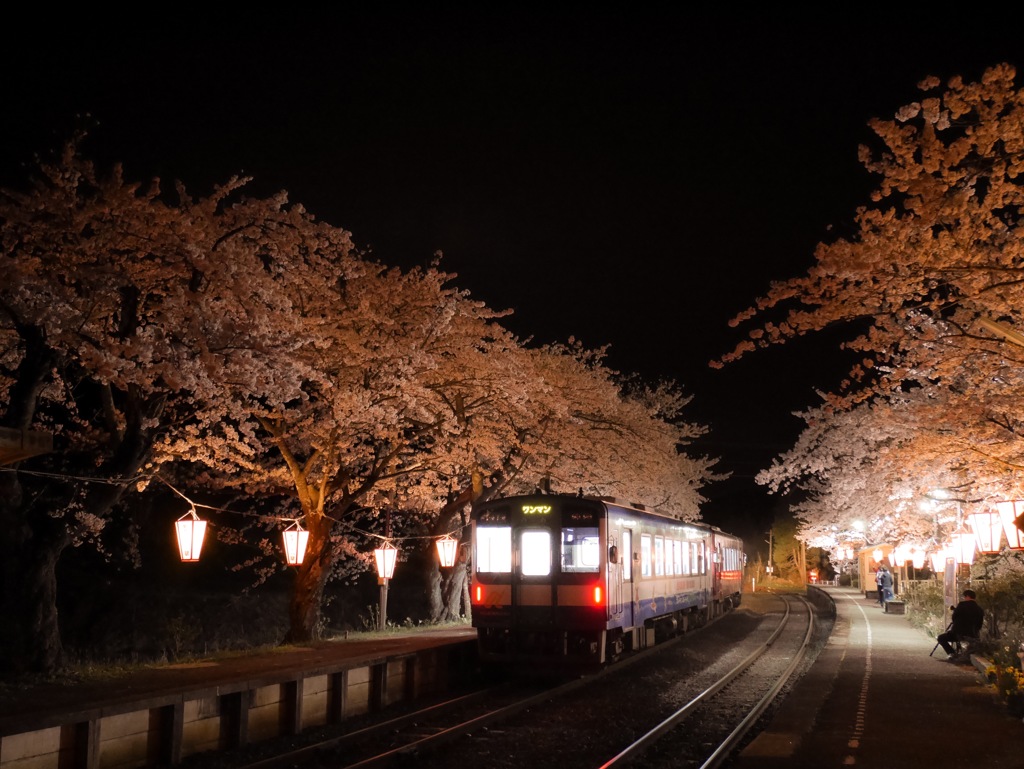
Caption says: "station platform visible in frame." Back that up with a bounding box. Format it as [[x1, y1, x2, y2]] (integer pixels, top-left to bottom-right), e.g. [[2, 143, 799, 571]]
[[734, 585, 1024, 769], [0, 627, 478, 769], [0, 627, 478, 730]]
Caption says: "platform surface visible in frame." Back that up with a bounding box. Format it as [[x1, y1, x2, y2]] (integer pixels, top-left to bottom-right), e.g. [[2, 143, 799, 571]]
[[735, 586, 1024, 769]]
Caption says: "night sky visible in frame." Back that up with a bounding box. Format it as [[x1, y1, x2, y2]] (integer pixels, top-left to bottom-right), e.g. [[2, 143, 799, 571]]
[[4, 10, 1023, 547]]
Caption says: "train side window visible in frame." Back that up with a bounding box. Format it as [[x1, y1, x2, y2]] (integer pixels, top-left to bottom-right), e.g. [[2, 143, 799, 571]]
[[673, 540, 682, 575], [561, 526, 600, 573], [654, 536, 665, 576], [640, 534, 652, 578], [521, 530, 552, 576], [476, 526, 512, 573]]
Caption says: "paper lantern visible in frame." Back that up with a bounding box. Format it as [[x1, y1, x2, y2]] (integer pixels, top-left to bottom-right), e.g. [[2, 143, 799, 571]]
[[996, 501, 1024, 550], [891, 544, 909, 566], [175, 508, 207, 562], [374, 541, 398, 579], [282, 521, 309, 566], [950, 531, 976, 565], [966, 510, 1003, 554], [930, 549, 950, 572], [436, 535, 458, 568], [911, 549, 926, 569]]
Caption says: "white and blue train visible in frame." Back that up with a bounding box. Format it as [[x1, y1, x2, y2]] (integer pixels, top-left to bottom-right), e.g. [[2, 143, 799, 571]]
[[470, 493, 745, 667]]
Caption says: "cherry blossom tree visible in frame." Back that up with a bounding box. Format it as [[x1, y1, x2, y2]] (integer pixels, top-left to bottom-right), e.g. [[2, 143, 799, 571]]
[[0, 141, 350, 673], [174, 259, 534, 641], [720, 63, 1024, 552], [410, 339, 719, 622], [2, 141, 722, 667], [758, 396, 982, 557], [179, 263, 719, 638]]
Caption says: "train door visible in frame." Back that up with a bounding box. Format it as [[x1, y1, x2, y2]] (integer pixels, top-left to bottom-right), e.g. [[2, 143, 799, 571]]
[[617, 528, 633, 627], [608, 530, 623, 621], [713, 542, 723, 603]]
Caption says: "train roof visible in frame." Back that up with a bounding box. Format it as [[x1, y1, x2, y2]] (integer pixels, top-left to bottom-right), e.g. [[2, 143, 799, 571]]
[[472, 492, 742, 543], [475, 492, 689, 523]]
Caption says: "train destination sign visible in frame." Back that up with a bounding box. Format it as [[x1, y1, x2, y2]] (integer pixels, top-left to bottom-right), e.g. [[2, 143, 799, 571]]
[[522, 504, 553, 515]]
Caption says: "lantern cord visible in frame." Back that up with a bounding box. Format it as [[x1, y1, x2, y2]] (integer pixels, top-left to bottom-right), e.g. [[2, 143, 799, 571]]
[[0, 466, 150, 486], [322, 512, 463, 544], [1, 467, 465, 544]]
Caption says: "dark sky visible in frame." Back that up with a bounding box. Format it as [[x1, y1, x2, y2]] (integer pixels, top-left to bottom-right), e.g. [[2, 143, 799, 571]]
[[4, 10, 1023, 546]]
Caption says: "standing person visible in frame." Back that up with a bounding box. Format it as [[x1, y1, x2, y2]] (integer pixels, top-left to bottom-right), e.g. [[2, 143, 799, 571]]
[[937, 589, 985, 660], [876, 566, 893, 606]]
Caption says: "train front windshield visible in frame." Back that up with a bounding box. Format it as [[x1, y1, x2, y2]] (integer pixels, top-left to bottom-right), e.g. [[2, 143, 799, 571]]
[[474, 521, 601, 577], [476, 526, 512, 573]]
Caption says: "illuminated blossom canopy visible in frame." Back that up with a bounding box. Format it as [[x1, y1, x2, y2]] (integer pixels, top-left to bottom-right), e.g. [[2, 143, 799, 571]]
[[1, 140, 719, 664], [721, 64, 1024, 554]]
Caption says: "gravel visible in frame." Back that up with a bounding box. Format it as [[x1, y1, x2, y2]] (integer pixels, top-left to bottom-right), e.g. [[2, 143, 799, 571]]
[[177, 591, 834, 769]]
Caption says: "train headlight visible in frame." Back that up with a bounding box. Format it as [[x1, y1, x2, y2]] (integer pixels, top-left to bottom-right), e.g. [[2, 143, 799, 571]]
[[593, 585, 603, 605], [474, 585, 483, 604]]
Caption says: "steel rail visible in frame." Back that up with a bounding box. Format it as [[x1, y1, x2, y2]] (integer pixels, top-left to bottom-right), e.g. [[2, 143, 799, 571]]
[[236, 607, 734, 769], [699, 595, 815, 769], [596, 594, 810, 769]]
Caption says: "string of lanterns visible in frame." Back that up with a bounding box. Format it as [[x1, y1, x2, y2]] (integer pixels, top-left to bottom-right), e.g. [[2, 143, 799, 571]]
[[0, 468, 465, 572], [861, 500, 1024, 570], [173, 507, 463, 570]]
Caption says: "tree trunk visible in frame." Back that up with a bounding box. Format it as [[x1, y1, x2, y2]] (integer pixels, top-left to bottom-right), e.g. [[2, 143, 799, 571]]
[[283, 514, 334, 642], [21, 526, 68, 673], [0, 487, 70, 675], [425, 480, 482, 622], [285, 561, 327, 642], [440, 562, 468, 620], [427, 560, 443, 619]]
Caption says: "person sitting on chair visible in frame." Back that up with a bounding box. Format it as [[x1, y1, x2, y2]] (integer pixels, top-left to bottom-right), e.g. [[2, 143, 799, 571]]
[[937, 589, 984, 660]]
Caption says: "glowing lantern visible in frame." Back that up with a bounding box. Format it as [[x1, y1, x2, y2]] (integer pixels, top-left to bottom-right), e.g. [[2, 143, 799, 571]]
[[995, 501, 1024, 550], [374, 541, 398, 580], [891, 544, 909, 567], [911, 549, 926, 569], [966, 510, 1003, 554], [282, 521, 309, 566], [374, 540, 399, 632], [930, 548, 951, 572], [950, 531, 976, 565], [435, 535, 459, 568], [175, 507, 207, 562], [872, 548, 884, 563]]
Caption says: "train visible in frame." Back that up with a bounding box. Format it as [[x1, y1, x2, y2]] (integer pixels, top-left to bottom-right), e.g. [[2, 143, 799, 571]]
[[469, 492, 745, 668]]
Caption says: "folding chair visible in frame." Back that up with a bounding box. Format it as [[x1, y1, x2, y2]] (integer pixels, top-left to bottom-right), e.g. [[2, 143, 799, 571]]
[[930, 622, 953, 657]]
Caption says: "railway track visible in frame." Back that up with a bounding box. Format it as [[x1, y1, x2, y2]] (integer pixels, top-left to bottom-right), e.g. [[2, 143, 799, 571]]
[[225, 620, 692, 769], [183, 592, 822, 769], [237, 683, 556, 769], [598, 593, 815, 769]]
